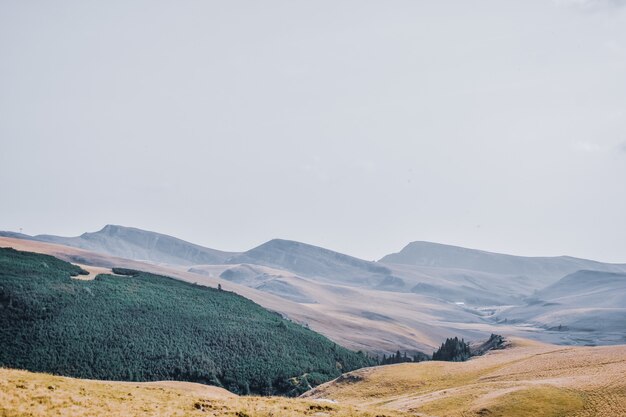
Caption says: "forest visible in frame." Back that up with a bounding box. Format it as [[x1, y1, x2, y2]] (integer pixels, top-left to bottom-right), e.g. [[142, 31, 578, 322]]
[[0, 248, 374, 396], [432, 337, 471, 362]]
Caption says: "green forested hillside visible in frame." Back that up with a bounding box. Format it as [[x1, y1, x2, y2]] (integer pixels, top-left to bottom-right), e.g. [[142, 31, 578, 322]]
[[0, 248, 373, 395]]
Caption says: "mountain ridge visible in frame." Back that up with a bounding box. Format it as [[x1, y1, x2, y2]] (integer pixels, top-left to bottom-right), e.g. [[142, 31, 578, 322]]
[[497, 270, 626, 339], [380, 240, 626, 282], [3, 224, 237, 266], [4, 226, 626, 275], [226, 238, 395, 287]]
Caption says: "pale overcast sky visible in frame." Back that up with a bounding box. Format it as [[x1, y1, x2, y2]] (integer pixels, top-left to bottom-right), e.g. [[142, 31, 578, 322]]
[[1, 0, 625, 262]]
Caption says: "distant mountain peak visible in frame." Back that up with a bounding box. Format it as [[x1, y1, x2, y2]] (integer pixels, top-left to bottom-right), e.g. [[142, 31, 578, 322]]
[[261, 238, 303, 247], [254, 238, 338, 253], [402, 241, 510, 257], [30, 225, 238, 266], [380, 240, 626, 280], [84, 224, 124, 236], [101, 224, 122, 231], [227, 238, 392, 285]]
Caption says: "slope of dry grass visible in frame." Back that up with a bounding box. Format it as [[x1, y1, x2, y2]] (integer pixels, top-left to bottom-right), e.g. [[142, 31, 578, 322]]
[[1, 339, 625, 416], [303, 338, 626, 417], [0, 368, 410, 417]]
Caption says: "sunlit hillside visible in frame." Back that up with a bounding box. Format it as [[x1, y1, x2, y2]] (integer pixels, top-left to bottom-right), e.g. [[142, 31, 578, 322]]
[[303, 338, 626, 417], [0, 368, 409, 417], [2, 339, 625, 417]]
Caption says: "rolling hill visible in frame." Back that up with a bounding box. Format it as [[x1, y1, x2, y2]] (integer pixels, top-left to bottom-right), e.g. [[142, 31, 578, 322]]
[[303, 338, 626, 417], [3, 225, 236, 266], [496, 270, 626, 344], [381, 241, 626, 285], [190, 263, 317, 303], [7, 226, 626, 306], [0, 236, 494, 355], [2, 338, 625, 417], [226, 239, 395, 287], [223, 240, 536, 306], [3, 226, 626, 353], [0, 247, 373, 395], [0, 367, 411, 417]]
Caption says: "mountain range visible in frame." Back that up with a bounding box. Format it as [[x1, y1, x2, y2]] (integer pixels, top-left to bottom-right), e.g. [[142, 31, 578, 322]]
[[2, 224, 626, 351], [382, 240, 626, 284], [2, 225, 235, 266]]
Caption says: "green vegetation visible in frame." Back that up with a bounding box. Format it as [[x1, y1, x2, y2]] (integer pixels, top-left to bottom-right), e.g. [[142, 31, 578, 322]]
[[379, 350, 428, 365], [0, 248, 374, 396], [111, 267, 141, 277], [432, 337, 471, 362]]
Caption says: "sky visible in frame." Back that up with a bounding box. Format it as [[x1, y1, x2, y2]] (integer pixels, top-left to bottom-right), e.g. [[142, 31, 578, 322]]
[[1, 0, 625, 262]]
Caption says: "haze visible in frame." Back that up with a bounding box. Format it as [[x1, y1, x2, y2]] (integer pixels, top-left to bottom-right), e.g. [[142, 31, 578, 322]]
[[1, 0, 625, 262]]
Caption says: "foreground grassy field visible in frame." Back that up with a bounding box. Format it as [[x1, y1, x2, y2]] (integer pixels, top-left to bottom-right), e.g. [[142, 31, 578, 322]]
[[0, 368, 410, 417], [303, 338, 626, 417], [2, 339, 625, 416]]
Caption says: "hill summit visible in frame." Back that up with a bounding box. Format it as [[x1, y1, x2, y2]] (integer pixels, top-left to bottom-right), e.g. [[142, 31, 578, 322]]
[[32, 224, 237, 266]]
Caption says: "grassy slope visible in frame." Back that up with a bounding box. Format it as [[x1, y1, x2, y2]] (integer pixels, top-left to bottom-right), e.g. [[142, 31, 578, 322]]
[[2, 339, 625, 416], [303, 338, 626, 417], [0, 247, 372, 395], [0, 368, 411, 417]]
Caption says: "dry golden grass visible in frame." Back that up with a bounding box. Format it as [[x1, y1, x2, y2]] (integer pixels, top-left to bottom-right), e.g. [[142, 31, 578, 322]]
[[0, 368, 411, 417], [1, 340, 625, 416], [303, 338, 626, 417]]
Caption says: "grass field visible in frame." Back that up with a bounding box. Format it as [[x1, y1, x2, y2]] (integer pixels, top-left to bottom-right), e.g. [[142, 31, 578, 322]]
[[0, 368, 411, 417], [2, 338, 625, 416], [303, 338, 626, 417]]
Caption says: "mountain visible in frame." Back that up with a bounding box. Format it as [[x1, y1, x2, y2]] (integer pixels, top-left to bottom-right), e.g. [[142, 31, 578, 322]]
[[533, 269, 626, 302], [0, 247, 373, 395], [380, 241, 626, 286], [22, 225, 236, 266], [227, 239, 396, 287], [189, 263, 317, 303], [1, 235, 461, 355], [4, 228, 626, 352], [225, 240, 569, 306], [497, 270, 626, 342]]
